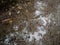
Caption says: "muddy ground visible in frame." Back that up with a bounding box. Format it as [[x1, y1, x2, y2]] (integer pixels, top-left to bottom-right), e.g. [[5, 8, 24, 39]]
[[0, 0, 60, 45]]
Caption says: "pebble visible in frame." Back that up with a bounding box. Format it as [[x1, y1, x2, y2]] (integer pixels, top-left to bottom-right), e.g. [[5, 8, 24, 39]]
[[9, 12, 11, 16], [17, 11, 20, 14]]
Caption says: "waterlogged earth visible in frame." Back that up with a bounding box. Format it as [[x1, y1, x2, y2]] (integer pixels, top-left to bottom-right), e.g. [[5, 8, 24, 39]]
[[0, 0, 60, 45]]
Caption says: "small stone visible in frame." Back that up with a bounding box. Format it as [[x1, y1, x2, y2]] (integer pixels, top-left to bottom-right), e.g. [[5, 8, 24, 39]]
[[9, 20, 13, 23], [9, 12, 11, 16], [35, 10, 42, 16], [16, 3, 19, 6], [12, 6, 15, 9], [17, 11, 20, 14], [13, 25, 19, 31], [26, 10, 28, 12], [10, 33, 14, 37], [18, 6, 22, 9]]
